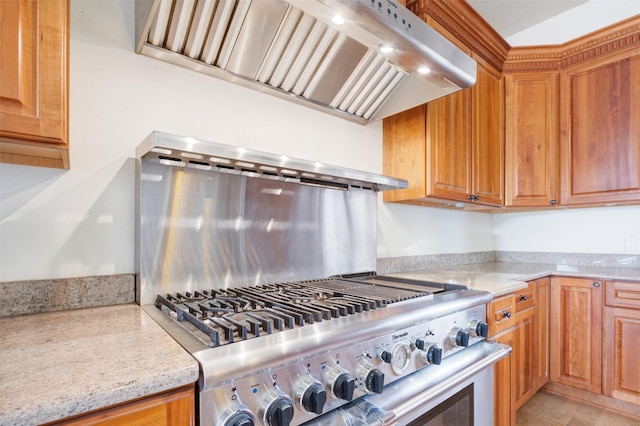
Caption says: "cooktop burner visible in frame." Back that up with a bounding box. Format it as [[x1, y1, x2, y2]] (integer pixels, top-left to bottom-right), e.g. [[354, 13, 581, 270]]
[[155, 278, 437, 348]]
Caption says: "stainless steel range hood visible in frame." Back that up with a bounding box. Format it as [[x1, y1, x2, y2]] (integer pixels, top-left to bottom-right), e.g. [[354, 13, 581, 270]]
[[135, 0, 476, 124]]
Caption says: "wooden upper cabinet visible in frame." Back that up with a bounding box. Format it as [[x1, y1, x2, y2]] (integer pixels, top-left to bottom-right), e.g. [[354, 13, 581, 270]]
[[560, 48, 640, 205], [425, 84, 473, 203], [472, 53, 504, 206], [0, 0, 69, 169], [504, 72, 559, 207], [383, 11, 505, 208]]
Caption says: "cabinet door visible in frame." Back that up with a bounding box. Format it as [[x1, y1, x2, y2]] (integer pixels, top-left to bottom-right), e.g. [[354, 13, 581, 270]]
[[603, 307, 640, 405], [534, 277, 550, 391], [382, 105, 428, 203], [514, 307, 536, 409], [472, 54, 504, 206], [493, 328, 515, 426], [550, 276, 603, 394], [560, 52, 640, 205], [426, 88, 473, 202], [505, 72, 559, 207], [0, 0, 69, 168]]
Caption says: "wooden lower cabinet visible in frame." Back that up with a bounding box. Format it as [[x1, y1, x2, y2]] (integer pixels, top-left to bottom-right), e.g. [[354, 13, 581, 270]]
[[513, 278, 549, 410], [493, 328, 515, 426], [51, 385, 194, 426], [534, 277, 550, 391], [603, 280, 640, 405], [514, 304, 535, 409], [603, 307, 640, 405], [550, 276, 603, 394]]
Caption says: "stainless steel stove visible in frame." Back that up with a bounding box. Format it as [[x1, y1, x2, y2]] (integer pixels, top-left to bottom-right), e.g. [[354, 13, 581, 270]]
[[136, 132, 510, 426]]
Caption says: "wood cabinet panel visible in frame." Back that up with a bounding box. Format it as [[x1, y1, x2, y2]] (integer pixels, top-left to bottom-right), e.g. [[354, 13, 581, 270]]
[[504, 72, 559, 207], [560, 52, 640, 205], [472, 54, 504, 206], [426, 88, 473, 202], [493, 328, 515, 426], [603, 307, 640, 405], [534, 277, 550, 391], [487, 294, 515, 337], [550, 276, 603, 394], [52, 385, 194, 426], [0, 0, 69, 168], [514, 306, 535, 409], [605, 280, 640, 309]]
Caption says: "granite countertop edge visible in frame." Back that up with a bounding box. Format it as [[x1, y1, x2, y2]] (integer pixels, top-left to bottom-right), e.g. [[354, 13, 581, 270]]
[[386, 262, 640, 297], [0, 304, 199, 426]]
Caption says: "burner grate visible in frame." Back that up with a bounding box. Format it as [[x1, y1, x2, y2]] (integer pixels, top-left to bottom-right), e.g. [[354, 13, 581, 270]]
[[155, 278, 432, 348]]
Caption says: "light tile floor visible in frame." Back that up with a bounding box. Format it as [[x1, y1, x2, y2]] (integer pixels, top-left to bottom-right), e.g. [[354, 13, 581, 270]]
[[516, 391, 640, 425]]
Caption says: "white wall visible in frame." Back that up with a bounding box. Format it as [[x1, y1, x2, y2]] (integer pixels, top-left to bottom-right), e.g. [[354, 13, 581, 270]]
[[0, 0, 493, 282], [1, 0, 638, 283], [494, 206, 640, 254]]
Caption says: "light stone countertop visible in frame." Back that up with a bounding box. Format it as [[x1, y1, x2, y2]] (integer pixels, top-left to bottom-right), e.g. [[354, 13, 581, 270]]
[[387, 262, 640, 296], [0, 304, 199, 426]]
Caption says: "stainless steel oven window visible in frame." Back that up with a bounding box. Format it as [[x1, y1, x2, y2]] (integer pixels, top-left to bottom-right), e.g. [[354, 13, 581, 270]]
[[406, 384, 474, 425]]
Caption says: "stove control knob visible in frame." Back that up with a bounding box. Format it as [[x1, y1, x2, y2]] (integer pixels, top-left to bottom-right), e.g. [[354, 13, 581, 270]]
[[295, 373, 326, 414], [334, 373, 356, 401], [448, 326, 470, 347], [468, 320, 489, 338], [224, 412, 255, 426], [265, 398, 294, 426], [301, 384, 326, 414], [366, 369, 385, 394], [418, 344, 443, 365], [356, 359, 385, 394], [324, 366, 356, 401]]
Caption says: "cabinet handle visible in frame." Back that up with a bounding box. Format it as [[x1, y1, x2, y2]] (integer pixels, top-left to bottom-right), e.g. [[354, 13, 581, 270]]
[[593, 282, 601, 288], [501, 310, 512, 319]]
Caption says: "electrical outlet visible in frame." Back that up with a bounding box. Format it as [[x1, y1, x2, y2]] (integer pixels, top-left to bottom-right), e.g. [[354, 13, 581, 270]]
[[624, 235, 639, 252]]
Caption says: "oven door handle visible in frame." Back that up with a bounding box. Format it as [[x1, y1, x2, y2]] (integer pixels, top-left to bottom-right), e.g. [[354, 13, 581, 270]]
[[386, 341, 511, 424]]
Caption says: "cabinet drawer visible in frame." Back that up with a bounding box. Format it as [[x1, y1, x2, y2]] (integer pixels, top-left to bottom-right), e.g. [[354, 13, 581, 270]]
[[515, 283, 535, 312], [605, 281, 640, 309], [488, 294, 515, 336]]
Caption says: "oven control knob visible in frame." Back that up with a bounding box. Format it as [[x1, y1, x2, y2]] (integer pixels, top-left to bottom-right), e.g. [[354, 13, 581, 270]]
[[418, 344, 443, 365], [468, 320, 489, 338], [224, 412, 255, 426], [295, 373, 326, 414], [448, 326, 470, 347], [265, 398, 294, 426], [334, 373, 356, 401], [323, 366, 356, 401], [356, 359, 385, 394], [366, 369, 385, 394], [301, 383, 326, 414]]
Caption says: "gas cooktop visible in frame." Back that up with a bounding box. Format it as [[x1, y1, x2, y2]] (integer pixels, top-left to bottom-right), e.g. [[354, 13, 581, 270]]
[[153, 275, 464, 349]]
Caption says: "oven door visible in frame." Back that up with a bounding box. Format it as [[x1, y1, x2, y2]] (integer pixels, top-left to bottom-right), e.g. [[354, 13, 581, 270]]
[[304, 341, 510, 425]]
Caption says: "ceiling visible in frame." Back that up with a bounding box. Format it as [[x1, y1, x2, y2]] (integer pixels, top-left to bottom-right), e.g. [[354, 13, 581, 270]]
[[467, 0, 588, 38], [466, 0, 640, 46]]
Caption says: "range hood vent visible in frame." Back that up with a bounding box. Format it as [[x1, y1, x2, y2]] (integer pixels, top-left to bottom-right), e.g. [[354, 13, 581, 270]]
[[136, 131, 409, 191], [135, 0, 476, 124]]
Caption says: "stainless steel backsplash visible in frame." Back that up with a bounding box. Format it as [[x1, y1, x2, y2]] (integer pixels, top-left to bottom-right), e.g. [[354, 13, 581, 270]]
[[137, 159, 378, 305]]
